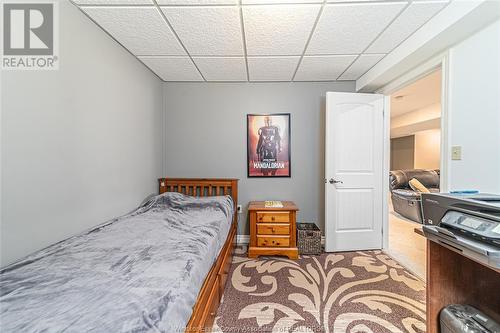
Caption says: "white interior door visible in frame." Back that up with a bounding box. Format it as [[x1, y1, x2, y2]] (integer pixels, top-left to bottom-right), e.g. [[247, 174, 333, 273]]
[[325, 92, 386, 252]]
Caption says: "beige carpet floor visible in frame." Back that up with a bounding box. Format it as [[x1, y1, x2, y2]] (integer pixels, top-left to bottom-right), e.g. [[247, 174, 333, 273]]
[[213, 247, 426, 333]]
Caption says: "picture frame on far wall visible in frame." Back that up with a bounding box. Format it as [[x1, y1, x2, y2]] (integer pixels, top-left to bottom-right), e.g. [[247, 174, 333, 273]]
[[247, 113, 291, 178]]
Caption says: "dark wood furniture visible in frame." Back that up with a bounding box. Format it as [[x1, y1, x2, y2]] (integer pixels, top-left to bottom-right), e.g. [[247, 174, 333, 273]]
[[158, 178, 238, 333], [248, 201, 299, 259], [418, 229, 500, 333]]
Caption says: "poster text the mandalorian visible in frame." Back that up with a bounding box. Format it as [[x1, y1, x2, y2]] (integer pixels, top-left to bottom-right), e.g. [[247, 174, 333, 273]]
[[247, 114, 291, 177]]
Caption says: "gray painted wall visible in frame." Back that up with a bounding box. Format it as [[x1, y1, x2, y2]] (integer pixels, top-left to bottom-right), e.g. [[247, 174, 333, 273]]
[[163, 82, 355, 235], [1, 1, 163, 266]]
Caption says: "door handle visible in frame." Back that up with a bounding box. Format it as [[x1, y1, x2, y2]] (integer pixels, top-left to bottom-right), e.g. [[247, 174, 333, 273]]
[[329, 178, 343, 184]]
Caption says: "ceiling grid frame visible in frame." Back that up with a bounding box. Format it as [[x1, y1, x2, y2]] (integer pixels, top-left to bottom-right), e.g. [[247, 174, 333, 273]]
[[70, 2, 165, 81], [290, 0, 326, 81], [73, 0, 453, 82], [338, 0, 449, 80], [152, 0, 207, 81], [238, 0, 251, 81], [335, 1, 411, 81]]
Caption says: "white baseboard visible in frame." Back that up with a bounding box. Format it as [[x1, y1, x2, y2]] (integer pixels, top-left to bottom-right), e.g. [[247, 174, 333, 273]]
[[237, 235, 325, 246], [236, 235, 250, 244]]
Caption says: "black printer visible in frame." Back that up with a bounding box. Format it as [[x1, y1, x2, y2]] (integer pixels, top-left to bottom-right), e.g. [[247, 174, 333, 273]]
[[421, 193, 500, 269]]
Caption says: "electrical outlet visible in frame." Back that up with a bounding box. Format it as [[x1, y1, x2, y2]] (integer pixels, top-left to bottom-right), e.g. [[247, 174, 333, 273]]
[[452, 146, 462, 160], [237, 205, 242, 213]]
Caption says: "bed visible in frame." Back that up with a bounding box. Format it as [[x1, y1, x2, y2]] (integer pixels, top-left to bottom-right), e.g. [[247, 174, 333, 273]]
[[0, 178, 238, 333]]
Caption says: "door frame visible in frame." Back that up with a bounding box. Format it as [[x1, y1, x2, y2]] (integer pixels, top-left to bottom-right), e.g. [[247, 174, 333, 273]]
[[375, 52, 450, 250]]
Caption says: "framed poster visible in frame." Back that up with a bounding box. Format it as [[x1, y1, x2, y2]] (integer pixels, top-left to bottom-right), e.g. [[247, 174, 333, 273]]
[[247, 113, 291, 177]]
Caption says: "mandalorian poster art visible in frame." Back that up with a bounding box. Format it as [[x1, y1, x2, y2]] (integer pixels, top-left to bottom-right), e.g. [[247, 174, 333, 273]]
[[247, 114, 290, 177]]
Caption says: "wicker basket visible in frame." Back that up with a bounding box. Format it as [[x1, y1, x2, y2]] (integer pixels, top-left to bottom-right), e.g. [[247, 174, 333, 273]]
[[297, 223, 321, 255]]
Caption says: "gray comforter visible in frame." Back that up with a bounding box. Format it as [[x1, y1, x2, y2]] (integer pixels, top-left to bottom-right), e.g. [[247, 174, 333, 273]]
[[0, 192, 234, 333]]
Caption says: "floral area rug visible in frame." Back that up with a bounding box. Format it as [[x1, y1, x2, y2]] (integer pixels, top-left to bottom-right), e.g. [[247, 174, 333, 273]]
[[213, 247, 425, 333]]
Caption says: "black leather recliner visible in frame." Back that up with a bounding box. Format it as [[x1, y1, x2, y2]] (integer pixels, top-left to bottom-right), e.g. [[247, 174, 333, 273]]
[[389, 169, 440, 223]]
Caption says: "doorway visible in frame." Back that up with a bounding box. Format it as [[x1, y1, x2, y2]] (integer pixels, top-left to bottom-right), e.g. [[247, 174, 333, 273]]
[[386, 69, 442, 280]]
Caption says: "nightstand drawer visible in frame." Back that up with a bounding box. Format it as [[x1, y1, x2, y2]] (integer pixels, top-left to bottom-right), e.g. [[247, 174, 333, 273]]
[[256, 212, 289, 223], [257, 236, 290, 247], [257, 223, 290, 235], [248, 201, 298, 259]]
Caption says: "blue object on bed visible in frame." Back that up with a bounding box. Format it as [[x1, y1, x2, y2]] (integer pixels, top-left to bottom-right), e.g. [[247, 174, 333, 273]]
[[0, 192, 234, 333]]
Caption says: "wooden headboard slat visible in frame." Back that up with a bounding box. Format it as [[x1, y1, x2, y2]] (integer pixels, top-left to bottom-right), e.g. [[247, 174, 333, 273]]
[[158, 178, 239, 215]]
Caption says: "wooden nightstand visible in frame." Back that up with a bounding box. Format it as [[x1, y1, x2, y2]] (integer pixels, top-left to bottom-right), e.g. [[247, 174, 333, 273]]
[[248, 201, 299, 259]]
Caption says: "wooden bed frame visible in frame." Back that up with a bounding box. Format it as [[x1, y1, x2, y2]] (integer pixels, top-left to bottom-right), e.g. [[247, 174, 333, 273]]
[[158, 178, 239, 333]]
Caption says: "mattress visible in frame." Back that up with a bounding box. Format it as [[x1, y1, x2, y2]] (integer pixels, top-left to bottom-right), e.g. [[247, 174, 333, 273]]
[[0, 192, 234, 333]]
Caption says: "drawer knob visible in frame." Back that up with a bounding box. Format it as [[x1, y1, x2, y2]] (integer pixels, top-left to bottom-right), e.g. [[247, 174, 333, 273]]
[[271, 217, 275, 221]]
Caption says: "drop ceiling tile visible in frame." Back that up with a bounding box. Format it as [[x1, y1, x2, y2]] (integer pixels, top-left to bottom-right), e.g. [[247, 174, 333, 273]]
[[74, 0, 152, 4], [157, 0, 237, 4], [306, 2, 407, 54], [366, 1, 448, 53], [247, 56, 300, 81], [193, 57, 247, 81], [243, 0, 321, 4], [294, 55, 356, 81], [161, 6, 243, 56], [338, 54, 384, 80], [139, 57, 203, 81], [243, 5, 321, 56], [81, 7, 185, 55]]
